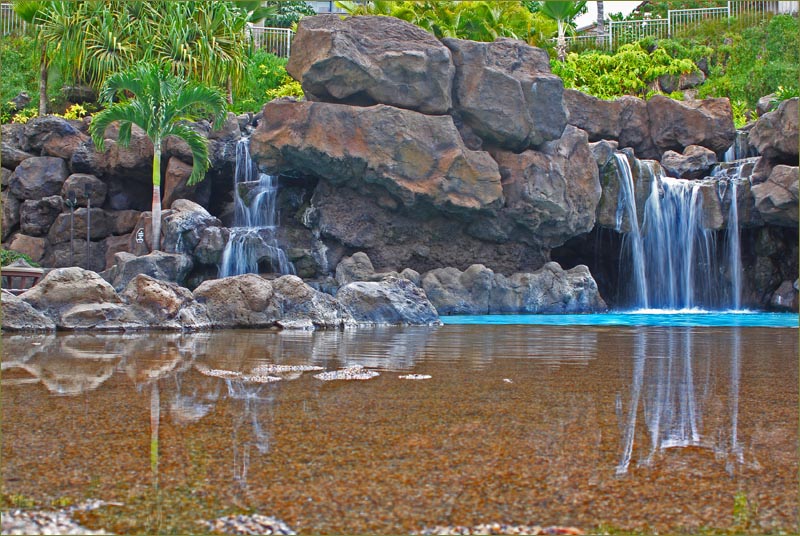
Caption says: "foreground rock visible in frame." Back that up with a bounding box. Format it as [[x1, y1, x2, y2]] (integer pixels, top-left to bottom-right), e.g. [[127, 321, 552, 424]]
[[193, 273, 351, 329], [422, 262, 606, 315], [1, 290, 56, 331], [287, 15, 453, 114], [336, 276, 441, 325]]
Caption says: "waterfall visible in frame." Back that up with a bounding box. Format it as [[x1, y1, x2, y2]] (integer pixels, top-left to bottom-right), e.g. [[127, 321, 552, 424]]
[[723, 130, 758, 162], [613, 154, 648, 308], [219, 139, 294, 278], [614, 154, 744, 310], [726, 179, 742, 310]]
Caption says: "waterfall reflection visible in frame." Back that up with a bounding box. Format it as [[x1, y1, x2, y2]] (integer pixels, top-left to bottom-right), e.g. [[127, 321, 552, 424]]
[[616, 327, 744, 475]]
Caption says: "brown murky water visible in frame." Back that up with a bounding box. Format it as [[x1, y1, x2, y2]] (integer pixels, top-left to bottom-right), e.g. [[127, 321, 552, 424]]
[[1, 325, 797, 534]]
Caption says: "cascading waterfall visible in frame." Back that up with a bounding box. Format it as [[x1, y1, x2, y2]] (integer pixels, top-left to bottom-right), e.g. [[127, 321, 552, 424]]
[[219, 139, 294, 278], [614, 154, 745, 310], [613, 154, 649, 308]]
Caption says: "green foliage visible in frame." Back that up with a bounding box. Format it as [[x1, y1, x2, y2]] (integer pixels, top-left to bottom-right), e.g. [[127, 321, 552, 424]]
[[265, 76, 304, 100], [0, 249, 38, 267], [11, 106, 39, 124], [259, 0, 315, 28], [0, 35, 40, 108], [730, 99, 749, 128], [631, 0, 726, 20], [552, 42, 697, 99], [232, 51, 302, 113], [336, 1, 555, 45], [696, 14, 799, 109]]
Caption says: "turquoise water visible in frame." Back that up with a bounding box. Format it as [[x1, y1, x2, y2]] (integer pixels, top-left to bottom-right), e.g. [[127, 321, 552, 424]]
[[441, 309, 799, 328]]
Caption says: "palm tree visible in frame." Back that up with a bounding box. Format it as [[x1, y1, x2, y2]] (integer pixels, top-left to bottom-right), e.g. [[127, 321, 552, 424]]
[[596, 1, 606, 48], [538, 1, 587, 61], [89, 64, 226, 251]]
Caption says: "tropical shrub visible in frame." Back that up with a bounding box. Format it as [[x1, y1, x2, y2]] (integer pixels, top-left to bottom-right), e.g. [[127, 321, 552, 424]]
[[552, 42, 697, 99], [232, 51, 303, 113], [0, 249, 38, 267]]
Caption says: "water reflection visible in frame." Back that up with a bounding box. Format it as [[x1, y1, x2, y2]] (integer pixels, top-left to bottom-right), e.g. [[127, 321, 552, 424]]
[[616, 327, 745, 475]]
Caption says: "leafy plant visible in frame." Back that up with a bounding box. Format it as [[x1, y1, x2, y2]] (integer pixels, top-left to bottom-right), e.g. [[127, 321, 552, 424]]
[[552, 42, 697, 99], [11, 106, 38, 124], [59, 103, 87, 120], [1, 249, 38, 267], [265, 76, 304, 100]]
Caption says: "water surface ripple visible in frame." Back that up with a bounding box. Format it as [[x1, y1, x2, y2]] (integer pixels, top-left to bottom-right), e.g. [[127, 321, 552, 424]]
[[2, 324, 797, 534]]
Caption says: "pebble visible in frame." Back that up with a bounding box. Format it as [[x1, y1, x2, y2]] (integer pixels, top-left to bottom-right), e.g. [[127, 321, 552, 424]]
[[1, 501, 119, 535], [398, 374, 432, 380], [313, 365, 380, 381], [239, 375, 283, 383], [200, 369, 243, 379], [201, 514, 296, 535], [251, 364, 324, 374], [416, 524, 583, 535]]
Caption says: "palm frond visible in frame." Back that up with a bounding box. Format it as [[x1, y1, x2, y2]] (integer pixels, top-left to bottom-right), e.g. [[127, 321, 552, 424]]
[[89, 102, 146, 151]]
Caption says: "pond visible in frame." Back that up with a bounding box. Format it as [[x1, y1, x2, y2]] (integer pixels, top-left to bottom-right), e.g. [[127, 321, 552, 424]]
[[1, 317, 797, 534]]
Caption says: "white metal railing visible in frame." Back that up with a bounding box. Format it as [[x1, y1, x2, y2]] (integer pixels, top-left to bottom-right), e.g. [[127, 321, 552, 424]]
[[1, 3, 27, 36], [248, 25, 294, 58], [565, 0, 798, 52]]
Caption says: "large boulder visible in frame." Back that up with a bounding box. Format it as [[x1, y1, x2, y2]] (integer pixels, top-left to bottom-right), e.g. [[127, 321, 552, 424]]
[[492, 125, 601, 247], [250, 99, 502, 212], [43, 239, 107, 272], [1, 143, 34, 169], [421, 264, 494, 315], [270, 275, 352, 329], [489, 262, 607, 313], [104, 250, 194, 291], [334, 251, 401, 285], [7, 234, 47, 263], [61, 173, 107, 207], [443, 37, 566, 151], [751, 165, 798, 227], [21, 116, 87, 158], [193, 273, 278, 328], [660, 144, 717, 180], [646, 95, 736, 155], [287, 15, 453, 114], [19, 195, 63, 236], [19, 267, 129, 329], [161, 199, 222, 256], [336, 276, 441, 325], [0, 290, 56, 331], [120, 274, 211, 330], [70, 123, 153, 181], [8, 156, 69, 199], [564, 92, 658, 159], [47, 207, 112, 244], [193, 273, 349, 329], [748, 97, 798, 163]]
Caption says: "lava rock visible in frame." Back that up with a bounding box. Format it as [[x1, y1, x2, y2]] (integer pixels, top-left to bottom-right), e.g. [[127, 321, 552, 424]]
[[287, 14, 454, 114], [336, 276, 441, 325]]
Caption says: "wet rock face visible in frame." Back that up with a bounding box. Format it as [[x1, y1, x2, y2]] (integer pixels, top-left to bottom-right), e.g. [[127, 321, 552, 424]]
[[660, 145, 717, 180], [444, 37, 566, 151], [493, 126, 602, 247], [646, 95, 736, 155], [749, 97, 799, 163], [287, 15, 454, 114], [751, 165, 799, 227], [250, 99, 503, 212], [8, 156, 69, 200]]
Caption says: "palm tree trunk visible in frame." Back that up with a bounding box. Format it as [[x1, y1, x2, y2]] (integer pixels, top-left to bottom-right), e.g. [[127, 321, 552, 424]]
[[556, 20, 567, 62], [151, 145, 162, 252], [596, 1, 605, 48], [39, 43, 48, 116], [226, 76, 233, 105]]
